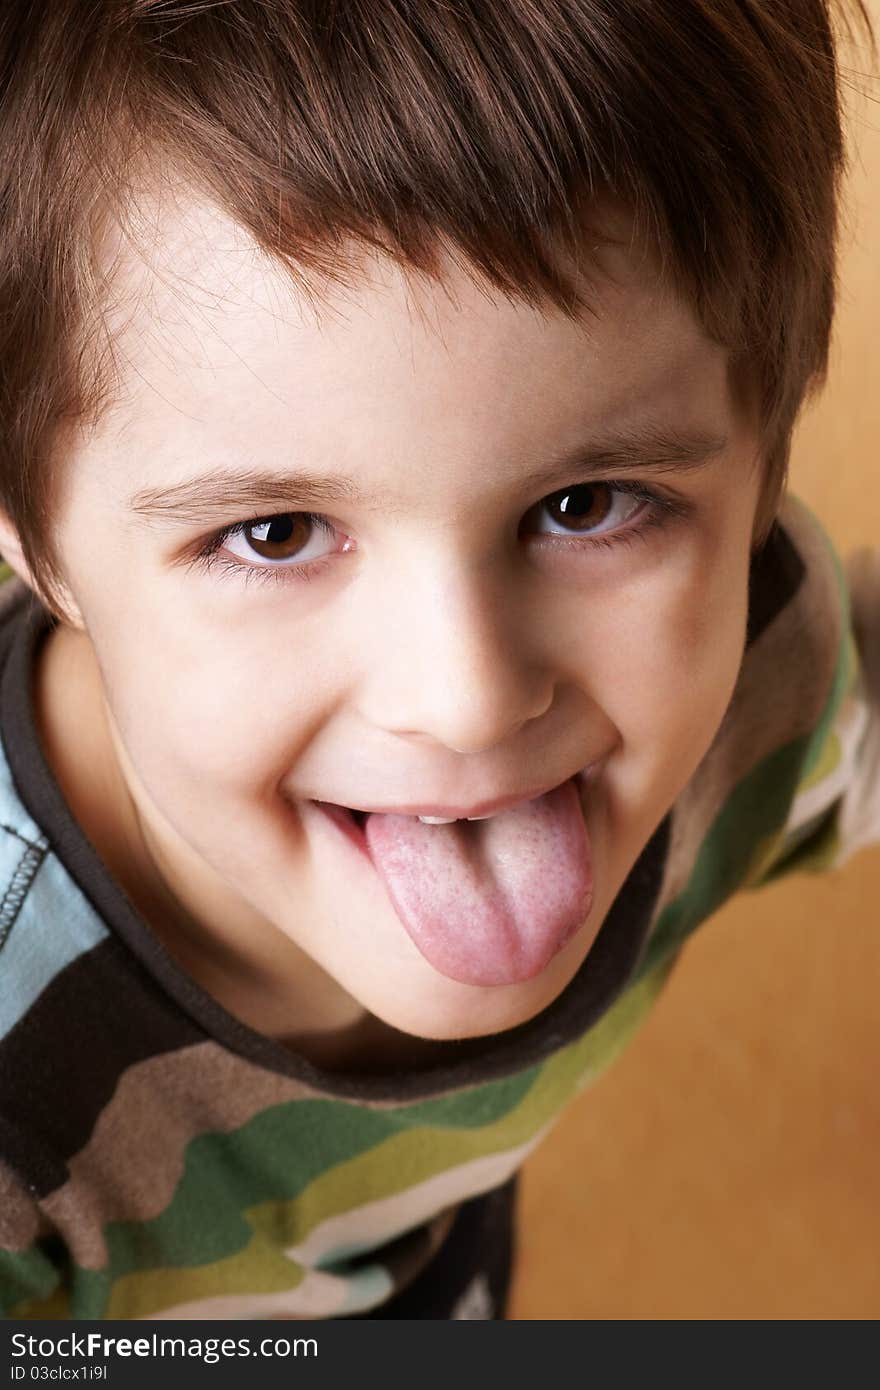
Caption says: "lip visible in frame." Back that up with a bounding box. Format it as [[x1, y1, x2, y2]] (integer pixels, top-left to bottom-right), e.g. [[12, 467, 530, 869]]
[[314, 801, 374, 858], [306, 769, 598, 988], [311, 764, 597, 823]]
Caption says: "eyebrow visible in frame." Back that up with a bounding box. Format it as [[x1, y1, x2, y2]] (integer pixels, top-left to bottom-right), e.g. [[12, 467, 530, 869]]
[[128, 424, 730, 525]]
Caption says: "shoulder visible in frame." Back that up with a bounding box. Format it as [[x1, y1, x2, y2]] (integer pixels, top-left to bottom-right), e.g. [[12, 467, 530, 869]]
[[0, 697, 110, 1167], [738, 494, 850, 759], [640, 494, 851, 966], [0, 570, 110, 1017], [0, 726, 109, 1030], [748, 492, 847, 668], [0, 732, 111, 1256], [691, 492, 849, 851]]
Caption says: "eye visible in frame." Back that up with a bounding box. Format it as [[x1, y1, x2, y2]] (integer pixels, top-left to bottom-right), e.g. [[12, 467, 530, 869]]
[[190, 479, 689, 590], [528, 482, 646, 538], [223, 512, 339, 567]]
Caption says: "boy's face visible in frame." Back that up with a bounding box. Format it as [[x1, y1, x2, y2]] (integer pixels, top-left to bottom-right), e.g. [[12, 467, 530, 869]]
[[34, 192, 761, 1043]]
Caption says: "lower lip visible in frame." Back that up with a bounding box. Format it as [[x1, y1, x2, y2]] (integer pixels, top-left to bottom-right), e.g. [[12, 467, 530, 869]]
[[313, 801, 371, 857]]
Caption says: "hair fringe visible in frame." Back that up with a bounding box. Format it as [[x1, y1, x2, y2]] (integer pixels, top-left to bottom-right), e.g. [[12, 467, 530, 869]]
[[0, 0, 875, 610]]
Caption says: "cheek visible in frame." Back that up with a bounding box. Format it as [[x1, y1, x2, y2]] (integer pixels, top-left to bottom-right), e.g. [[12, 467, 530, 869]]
[[91, 611, 324, 805], [586, 524, 751, 797]]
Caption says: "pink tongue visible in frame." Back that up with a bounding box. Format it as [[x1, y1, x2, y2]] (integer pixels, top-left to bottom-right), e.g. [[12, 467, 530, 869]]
[[363, 778, 592, 986]]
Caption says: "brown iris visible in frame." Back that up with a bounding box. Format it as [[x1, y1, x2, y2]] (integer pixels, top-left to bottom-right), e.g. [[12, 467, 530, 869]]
[[243, 514, 309, 559], [543, 483, 614, 532]]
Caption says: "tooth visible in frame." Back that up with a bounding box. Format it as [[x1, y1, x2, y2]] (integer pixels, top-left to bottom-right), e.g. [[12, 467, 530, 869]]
[[466, 814, 493, 821], [418, 815, 457, 824]]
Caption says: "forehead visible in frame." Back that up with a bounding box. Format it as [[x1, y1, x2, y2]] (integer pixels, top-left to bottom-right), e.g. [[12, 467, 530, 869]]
[[83, 184, 740, 510]]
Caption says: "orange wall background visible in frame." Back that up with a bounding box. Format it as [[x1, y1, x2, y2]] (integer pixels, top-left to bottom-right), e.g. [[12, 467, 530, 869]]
[[509, 9, 880, 1320]]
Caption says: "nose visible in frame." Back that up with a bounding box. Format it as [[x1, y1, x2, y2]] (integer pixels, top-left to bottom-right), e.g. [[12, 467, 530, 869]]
[[355, 552, 555, 754]]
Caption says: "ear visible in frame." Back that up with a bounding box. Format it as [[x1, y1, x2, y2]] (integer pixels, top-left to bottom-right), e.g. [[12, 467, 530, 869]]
[[0, 510, 84, 628], [0, 510, 41, 591]]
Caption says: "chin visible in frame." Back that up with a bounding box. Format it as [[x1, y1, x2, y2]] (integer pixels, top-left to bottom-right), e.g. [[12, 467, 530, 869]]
[[364, 949, 579, 1043]]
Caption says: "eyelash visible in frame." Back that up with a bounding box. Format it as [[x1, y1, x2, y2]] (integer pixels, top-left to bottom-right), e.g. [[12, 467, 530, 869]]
[[188, 481, 691, 589]]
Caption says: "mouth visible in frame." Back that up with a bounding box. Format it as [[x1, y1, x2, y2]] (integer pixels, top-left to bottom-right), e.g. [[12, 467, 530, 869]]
[[314, 764, 597, 826], [311, 801, 372, 859], [308, 770, 595, 987]]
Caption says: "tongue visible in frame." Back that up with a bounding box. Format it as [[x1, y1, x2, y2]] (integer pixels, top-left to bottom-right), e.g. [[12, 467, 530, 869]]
[[363, 778, 592, 986]]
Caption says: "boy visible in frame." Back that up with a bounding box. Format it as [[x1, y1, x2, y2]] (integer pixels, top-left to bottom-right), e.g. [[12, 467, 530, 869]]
[[0, 0, 877, 1320]]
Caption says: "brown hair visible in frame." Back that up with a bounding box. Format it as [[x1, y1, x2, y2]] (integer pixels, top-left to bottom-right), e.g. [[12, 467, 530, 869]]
[[0, 0, 875, 617]]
